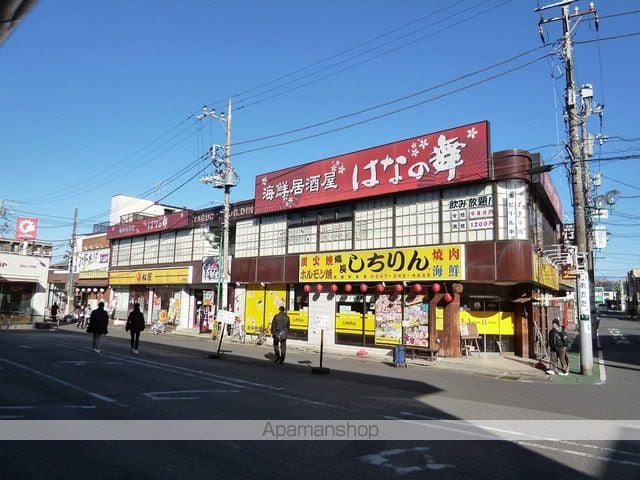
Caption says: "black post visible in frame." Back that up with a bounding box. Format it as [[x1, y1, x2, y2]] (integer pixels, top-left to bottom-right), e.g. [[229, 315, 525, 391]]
[[312, 328, 330, 374]]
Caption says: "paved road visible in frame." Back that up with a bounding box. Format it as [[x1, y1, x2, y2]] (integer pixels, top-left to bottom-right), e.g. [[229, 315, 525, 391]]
[[0, 320, 638, 479]]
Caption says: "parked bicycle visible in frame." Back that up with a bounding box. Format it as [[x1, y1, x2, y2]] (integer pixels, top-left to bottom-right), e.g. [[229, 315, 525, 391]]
[[151, 321, 166, 335], [230, 320, 246, 344], [250, 328, 269, 346]]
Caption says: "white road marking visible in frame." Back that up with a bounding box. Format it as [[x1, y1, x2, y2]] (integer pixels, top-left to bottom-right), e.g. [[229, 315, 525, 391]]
[[19, 345, 32, 349], [360, 447, 454, 474], [518, 441, 640, 468], [0, 357, 117, 404], [143, 389, 239, 400]]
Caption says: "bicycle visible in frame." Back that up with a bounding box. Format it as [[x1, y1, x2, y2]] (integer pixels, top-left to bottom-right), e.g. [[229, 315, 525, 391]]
[[151, 321, 166, 335], [533, 321, 547, 360], [248, 327, 269, 346], [230, 322, 246, 344]]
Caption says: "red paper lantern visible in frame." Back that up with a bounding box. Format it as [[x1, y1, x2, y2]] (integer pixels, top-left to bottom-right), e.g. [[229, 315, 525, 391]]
[[330, 284, 339, 293], [375, 283, 385, 293], [412, 284, 423, 294], [443, 293, 453, 303], [394, 284, 404, 293], [360, 283, 368, 293], [344, 283, 352, 293], [303, 284, 311, 293], [431, 283, 441, 293], [316, 283, 324, 293]]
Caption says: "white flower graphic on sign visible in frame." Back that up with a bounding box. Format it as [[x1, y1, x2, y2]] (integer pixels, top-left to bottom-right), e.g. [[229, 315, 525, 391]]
[[467, 127, 478, 139], [419, 138, 429, 149]]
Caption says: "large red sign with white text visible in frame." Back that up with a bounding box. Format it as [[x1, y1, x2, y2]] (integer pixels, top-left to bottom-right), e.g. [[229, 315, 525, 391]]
[[254, 121, 489, 214], [107, 211, 189, 240]]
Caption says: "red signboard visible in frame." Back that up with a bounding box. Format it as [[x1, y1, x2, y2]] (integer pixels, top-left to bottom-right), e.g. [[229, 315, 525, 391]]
[[107, 211, 189, 240], [15, 217, 38, 240], [254, 121, 489, 214]]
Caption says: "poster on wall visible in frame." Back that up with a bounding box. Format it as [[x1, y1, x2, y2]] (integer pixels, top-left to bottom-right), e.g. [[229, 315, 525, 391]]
[[403, 295, 429, 347], [202, 256, 221, 283], [374, 294, 402, 346], [244, 284, 286, 334]]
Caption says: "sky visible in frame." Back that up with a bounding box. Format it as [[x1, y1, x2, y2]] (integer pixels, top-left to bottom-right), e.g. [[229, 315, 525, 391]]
[[1, 0, 639, 280]]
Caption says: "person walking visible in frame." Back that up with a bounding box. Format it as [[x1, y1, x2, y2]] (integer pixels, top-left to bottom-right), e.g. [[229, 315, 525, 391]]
[[76, 304, 86, 328], [270, 306, 290, 364], [86, 301, 109, 353], [50, 302, 59, 325], [546, 318, 569, 376], [125, 302, 145, 354]]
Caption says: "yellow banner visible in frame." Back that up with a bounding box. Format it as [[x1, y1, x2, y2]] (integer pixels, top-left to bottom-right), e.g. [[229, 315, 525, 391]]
[[460, 310, 515, 335], [335, 312, 375, 335], [299, 245, 464, 282], [109, 268, 191, 285], [532, 254, 559, 290], [288, 311, 309, 331], [244, 284, 286, 334]]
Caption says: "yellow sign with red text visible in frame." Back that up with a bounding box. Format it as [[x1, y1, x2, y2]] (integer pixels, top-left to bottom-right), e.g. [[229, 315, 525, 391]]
[[299, 245, 464, 282]]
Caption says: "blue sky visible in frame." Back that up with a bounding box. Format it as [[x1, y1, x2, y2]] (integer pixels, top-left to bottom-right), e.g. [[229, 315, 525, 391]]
[[1, 0, 638, 279]]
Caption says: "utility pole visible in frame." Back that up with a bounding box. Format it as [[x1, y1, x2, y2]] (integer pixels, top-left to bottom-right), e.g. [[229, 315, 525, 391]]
[[198, 99, 237, 313], [66, 208, 78, 317], [536, 0, 598, 375]]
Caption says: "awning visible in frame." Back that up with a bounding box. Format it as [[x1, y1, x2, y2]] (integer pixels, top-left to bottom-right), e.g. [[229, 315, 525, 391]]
[[0, 276, 39, 283]]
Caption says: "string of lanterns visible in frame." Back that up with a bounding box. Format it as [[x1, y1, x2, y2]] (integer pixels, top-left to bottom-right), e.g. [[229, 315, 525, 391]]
[[301, 282, 454, 303]]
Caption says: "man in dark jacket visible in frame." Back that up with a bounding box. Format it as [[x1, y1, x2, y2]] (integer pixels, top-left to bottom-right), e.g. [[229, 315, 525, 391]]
[[546, 318, 568, 376], [125, 303, 145, 354], [86, 302, 109, 353], [270, 306, 290, 364]]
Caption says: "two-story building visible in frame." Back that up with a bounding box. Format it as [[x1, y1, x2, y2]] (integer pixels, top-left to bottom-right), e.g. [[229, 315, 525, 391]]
[[228, 121, 565, 358]]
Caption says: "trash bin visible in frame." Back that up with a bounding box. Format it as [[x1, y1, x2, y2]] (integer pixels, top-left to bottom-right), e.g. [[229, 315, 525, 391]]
[[393, 345, 407, 368]]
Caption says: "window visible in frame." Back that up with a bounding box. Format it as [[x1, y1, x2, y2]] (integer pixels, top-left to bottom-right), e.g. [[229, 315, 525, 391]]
[[259, 215, 287, 256], [158, 232, 176, 263], [144, 234, 159, 263], [287, 224, 318, 253], [175, 229, 193, 262], [497, 180, 528, 240], [130, 237, 145, 265], [116, 238, 132, 266], [111, 241, 120, 267], [235, 219, 259, 258], [395, 191, 440, 247], [354, 198, 393, 250], [319, 221, 352, 251], [442, 184, 494, 244]]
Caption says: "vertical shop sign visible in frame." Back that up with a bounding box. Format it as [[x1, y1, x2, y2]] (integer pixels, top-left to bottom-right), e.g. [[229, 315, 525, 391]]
[[374, 294, 402, 346]]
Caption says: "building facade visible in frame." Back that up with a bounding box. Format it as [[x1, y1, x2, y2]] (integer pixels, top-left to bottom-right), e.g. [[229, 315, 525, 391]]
[[0, 238, 52, 325], [229, 121, 566, 357]]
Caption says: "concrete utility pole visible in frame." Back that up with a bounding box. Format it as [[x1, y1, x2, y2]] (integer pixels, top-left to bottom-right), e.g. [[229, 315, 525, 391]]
[[66, 208, 78, 316], [536, 0, 598, 376], [198, 99, 237, 312]]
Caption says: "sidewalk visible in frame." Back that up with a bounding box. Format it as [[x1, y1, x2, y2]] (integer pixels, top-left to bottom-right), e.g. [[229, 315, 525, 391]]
[[167, 327, 551, 382], [550, 331, 603, 385], [54, 323, 603, 383]]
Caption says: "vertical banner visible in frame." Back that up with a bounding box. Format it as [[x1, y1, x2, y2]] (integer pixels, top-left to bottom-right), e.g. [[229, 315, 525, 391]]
[[374, 294, 402, 346], [403, 295, 429, 346], [16, 217, 38, 240]]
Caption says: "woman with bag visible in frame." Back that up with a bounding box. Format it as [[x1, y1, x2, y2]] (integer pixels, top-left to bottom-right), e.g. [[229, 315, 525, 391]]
[[270, 306, 290, 364], [125, 303, 145, 354]]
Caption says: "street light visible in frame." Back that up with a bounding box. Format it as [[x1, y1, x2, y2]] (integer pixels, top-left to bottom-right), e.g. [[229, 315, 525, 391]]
[[198, 100, 237, 312]]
